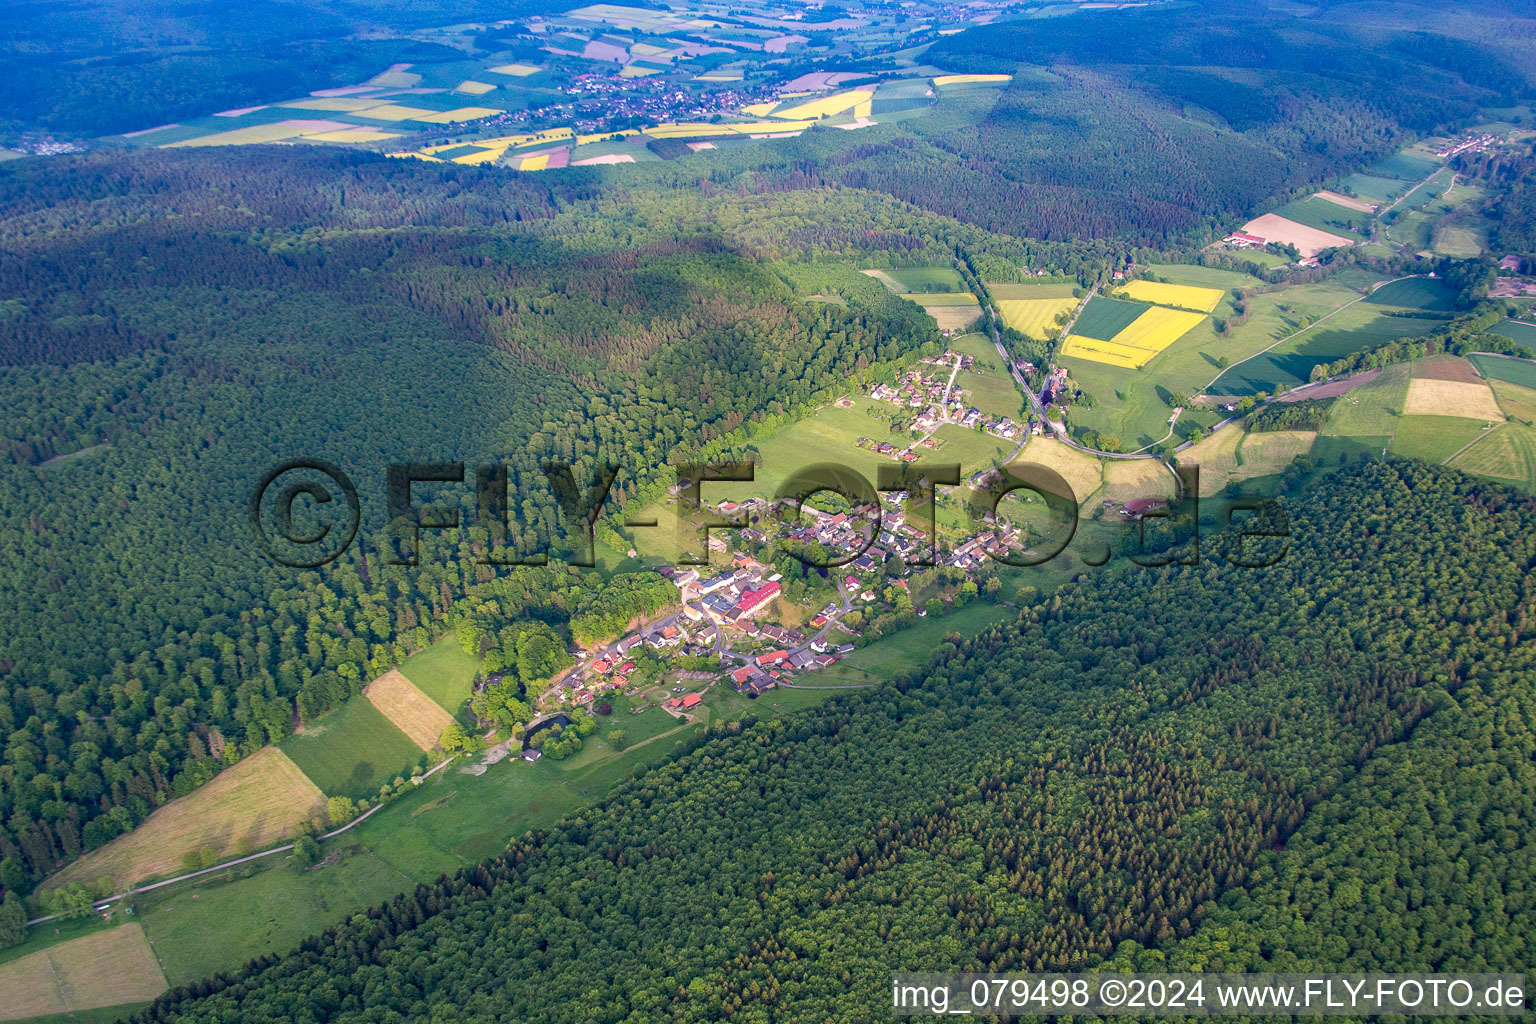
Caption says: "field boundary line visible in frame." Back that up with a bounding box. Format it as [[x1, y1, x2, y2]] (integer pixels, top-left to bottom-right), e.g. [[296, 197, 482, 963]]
[[1442, 423, 1502, 466], [43, 947, 71, 1015]]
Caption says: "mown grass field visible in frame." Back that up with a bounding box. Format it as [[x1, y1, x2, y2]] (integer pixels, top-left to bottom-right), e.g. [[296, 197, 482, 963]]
[[987, 280, 1078, 300], [1178, 428, 1315, 495], [1337, 173, 1413, 203], [1446, 422, 1536, 490], [1237, 430, 1318, 473], [49, 747, 325, 890], [952, 337, 1026, 420], [912, 298, 982, 331], [1179, 427, 1244, 496], [281, 699, 425, 799], [1322, 363, 1412, 439], [1490, 380, 1536, 424], [398, 632, 481, 714], [996, 297, 1076, 339], [1391, 415, 1492, 464], [365, 670, 454, 751], [1403, 378, 1504, 421], [1367, 151, 1441, 180], [1006, 437, 1105, 508], [0, 924, 166, 1021], [1098, 459, 1177, 505], [880, 266, 966, 293]]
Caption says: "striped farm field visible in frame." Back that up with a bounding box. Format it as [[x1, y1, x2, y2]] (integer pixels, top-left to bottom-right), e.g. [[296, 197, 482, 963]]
[[1487, 321, 1536, 349], [305, 130, 400, 143], [416, 106, 502, 124], [353, 104, 441, 121], [163, 123, 303, 147], [48, 747, 326, 890], [0, 924, 167, 1020], [914, 300, 982, 331], [933, 74, 1012, 86], [1113, 306, 1206, 350], [365, 670, 454, 751], [996, 297, 1076, 339], [643, 119, 815, 138], [1447, 422, 1536, 489], [1116, 280, 1224, 313], [987, 281, 1078, 300], [1472, 352, 1536, 389], [906, 291, 977, 305], [1058, 334, 1149, 369], [770, 90, 874, 120], [278, 97, 385, 112]]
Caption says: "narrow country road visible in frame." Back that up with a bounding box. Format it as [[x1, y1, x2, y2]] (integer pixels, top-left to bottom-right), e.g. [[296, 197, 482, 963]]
[[26, 755, 456, 927]]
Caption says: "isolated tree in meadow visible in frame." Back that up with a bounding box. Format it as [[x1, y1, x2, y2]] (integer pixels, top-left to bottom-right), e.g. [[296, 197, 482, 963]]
[[327, 796, 358, 828], [290, 835, 320, 871], [439, 721, 469, 752]]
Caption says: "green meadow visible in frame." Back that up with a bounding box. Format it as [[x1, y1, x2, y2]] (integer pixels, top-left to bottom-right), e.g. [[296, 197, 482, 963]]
[[399, 632, 481, 715], [280, 699, 425, 799]]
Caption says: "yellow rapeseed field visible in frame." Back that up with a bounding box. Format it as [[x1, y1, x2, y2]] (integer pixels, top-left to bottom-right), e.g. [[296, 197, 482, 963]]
[[1058, 335, 1146, 369], [1109, 306, 1206, 354], [933, 74, 1013, 86], [1117, 280, 1225, 313], [771, 90, 875, 120]]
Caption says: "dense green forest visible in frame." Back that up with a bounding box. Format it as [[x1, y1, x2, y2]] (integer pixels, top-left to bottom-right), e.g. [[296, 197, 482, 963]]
[[2, 0, 1535, 997], [825, 2, 1529, 245], [128, 460, 1536, 1021], [0, 148, 964, 886]]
